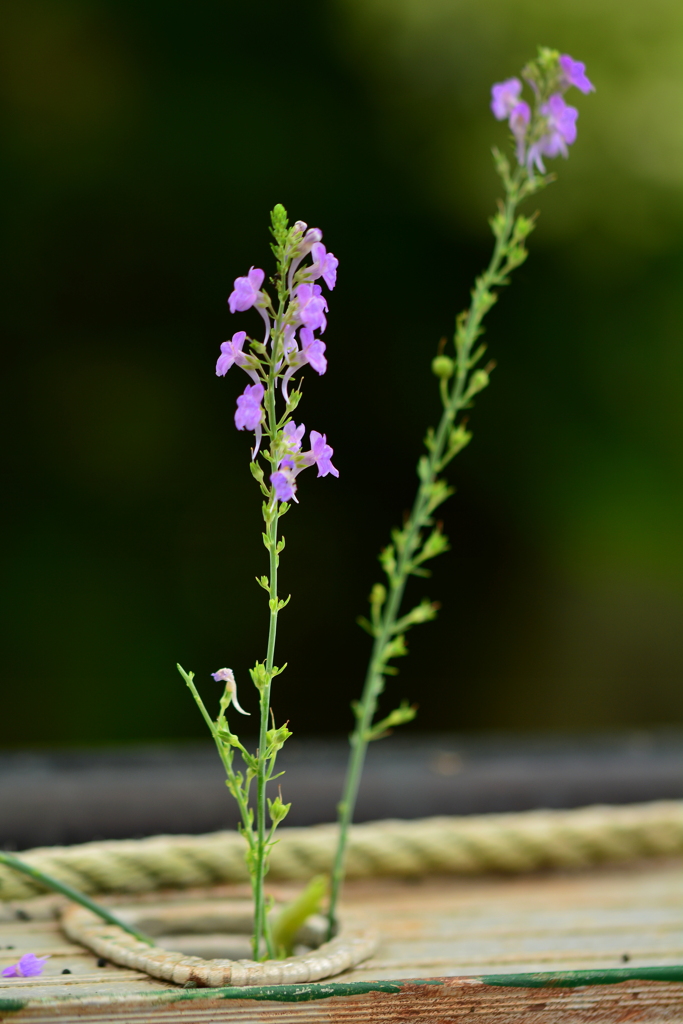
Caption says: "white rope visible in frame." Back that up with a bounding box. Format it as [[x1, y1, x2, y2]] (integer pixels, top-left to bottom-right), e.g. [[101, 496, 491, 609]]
[[61, 904, 377, 987], [1, 801, 680, 902]]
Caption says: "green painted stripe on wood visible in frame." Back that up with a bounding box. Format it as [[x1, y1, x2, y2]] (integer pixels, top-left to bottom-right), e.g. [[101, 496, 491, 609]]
[[154, 967, 683, 1002], [3, 967, 682, 1013], [0, 998, 27, 1012], [482, 966, 683, 988], [148, 979, 444, 1003]]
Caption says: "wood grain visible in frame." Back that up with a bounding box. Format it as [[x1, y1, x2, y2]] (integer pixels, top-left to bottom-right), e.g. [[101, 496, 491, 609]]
[[0, 858, 681, 1020]]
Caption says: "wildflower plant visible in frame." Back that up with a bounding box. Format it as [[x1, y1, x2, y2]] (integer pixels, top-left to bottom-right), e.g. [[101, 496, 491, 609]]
[[326, 47, 595, 935], [177, 207, 338, 960], [0, 47, 595, 982], [175, 45, 593, 962]]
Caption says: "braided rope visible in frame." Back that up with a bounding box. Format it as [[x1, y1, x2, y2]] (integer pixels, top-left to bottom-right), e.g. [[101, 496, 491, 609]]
[[1, 801, 680, 901], [61, 904, 378, 987]]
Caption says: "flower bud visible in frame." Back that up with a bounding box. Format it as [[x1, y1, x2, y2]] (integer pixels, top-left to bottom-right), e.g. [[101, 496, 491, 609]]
[[432, 355, 455, 379], [271, 204, 289, 244], [297, 228, 323, 257], [465, 369, 490, 400], [267, 794, 291, 825]]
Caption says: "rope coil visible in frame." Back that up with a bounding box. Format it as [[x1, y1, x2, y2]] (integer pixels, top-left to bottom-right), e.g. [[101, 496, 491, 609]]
[[1, 801, 680, 902]]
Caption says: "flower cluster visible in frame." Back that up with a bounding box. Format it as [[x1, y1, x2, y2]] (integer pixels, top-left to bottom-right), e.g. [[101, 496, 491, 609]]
[[270, 423, 338, 503], [2, 954, 49, 978], [490, 49, 594, 174], [216, 215, 338, 503]]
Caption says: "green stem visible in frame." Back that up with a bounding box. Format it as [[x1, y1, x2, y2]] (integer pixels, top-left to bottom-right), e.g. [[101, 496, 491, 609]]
[[327, 169, 527, 939], [253, 301, 284, 961], [254, 513, 279, 960], [181, 669, 255, 852], [0, 851, 154, 945]]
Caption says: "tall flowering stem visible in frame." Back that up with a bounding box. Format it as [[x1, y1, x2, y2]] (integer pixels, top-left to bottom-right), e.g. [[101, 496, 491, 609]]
[[327, 47, 594, 938], [178, 205, 338, 960]]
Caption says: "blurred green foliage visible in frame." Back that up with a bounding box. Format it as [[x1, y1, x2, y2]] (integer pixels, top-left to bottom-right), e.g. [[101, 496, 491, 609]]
[[0, 0, 680, 745]]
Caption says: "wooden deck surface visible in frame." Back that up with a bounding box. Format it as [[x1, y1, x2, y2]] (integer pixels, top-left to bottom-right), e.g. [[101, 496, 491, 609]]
[[0, 857, 681, 1021]]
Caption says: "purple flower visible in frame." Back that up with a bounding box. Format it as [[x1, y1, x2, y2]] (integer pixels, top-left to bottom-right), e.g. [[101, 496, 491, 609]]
[[559, 55, 595, 95], [271, 467, 297, 503], [210, 667, 249, 716], [300, 328, 327, 375], [2, 954, 50, 978], [509, 101, 531, 165], [527, 94, 579, 173], [234, 382, 264, 432], [306, 431, 339, 478], [280, 328, 328, 403], [282, 420, 305, 453], [228, 267, 265, 313], [296, 283, 328, 333], [269, 422, 338, 502], [491, 78, 522, 120], [216, 332, 262, 386], [216, 331, 247, 376], [310, 243, 339, 290], [211, 667, 233, 683]]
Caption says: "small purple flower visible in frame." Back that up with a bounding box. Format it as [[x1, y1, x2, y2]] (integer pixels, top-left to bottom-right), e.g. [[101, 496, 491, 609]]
[[228, 267, 265, 313], [542, 93, 578, 150], [490, 78, 522, 120], [306, 431, 339, 478], [269, 423, 337, 502], [559, 55, 595, 95], [310, 243, 339, 290], [216, 331, 247, 376], [282, 420, 305, 453], [300, 328, 327, 375], [296, 283, 328, 333], [2, 954, 50, 978], [280, 328, 328, 402], [271, 467, 297, 503], [234, 382, 264, 432], [216, 332, 262, 386], [509, 101, 531, 165], [210, 667, 249, 715], [527, 94, 579, 173], [211, 667, 234, 683]]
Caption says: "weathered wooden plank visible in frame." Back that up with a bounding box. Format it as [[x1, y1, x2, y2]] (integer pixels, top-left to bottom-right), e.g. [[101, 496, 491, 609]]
[[3, 979, 683, 1023], [336, 860, 683, 981], [0, 859, 681, 1019]]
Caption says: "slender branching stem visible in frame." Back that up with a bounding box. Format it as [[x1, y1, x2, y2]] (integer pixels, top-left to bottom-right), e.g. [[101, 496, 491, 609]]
[[185, 674, 254, 841], [254, 506, 280, 959], [252, 254, 289, 960], [327, 165, 540, 937]]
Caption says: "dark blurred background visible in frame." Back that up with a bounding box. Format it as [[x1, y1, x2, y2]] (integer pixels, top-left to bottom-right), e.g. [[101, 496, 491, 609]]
[[1, 0, 682, 754]]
